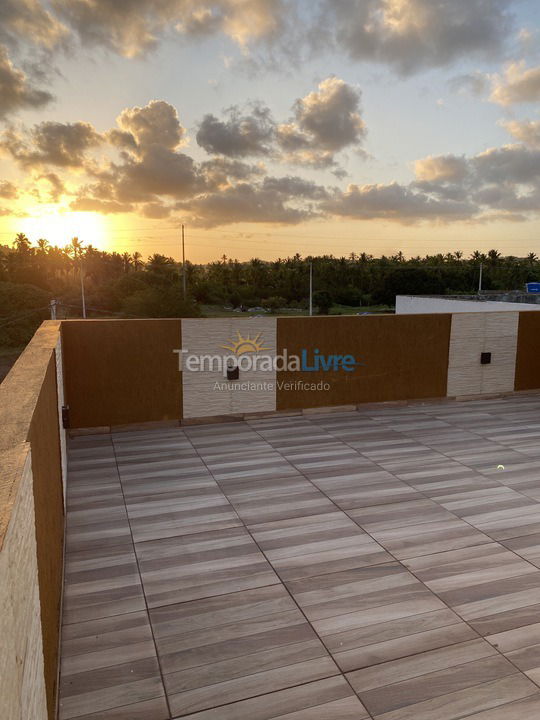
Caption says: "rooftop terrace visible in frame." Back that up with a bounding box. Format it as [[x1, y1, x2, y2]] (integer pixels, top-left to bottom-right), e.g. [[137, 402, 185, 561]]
[[3, 314, 540, 719], [60, 395, 540, 720]]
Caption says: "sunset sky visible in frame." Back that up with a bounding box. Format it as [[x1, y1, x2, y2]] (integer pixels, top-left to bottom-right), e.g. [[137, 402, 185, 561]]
[[1, 0, 540, 262]]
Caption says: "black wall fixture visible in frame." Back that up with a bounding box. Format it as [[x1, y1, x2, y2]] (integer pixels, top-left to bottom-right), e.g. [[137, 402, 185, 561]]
[[481, 352, 492, 365], [226, 360, 239, 380]]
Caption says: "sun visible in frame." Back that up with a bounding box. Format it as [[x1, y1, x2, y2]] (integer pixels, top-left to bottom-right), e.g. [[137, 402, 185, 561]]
[[222, 331, 270, 356], [18, 207, 108, 250]]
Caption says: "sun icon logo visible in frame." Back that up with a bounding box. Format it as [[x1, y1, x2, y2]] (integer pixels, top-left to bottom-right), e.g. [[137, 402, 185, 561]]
[[221, 331, 270, 356]]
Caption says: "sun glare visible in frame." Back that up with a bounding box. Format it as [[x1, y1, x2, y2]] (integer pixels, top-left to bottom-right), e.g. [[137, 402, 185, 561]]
[[19, 208, 108, 250]]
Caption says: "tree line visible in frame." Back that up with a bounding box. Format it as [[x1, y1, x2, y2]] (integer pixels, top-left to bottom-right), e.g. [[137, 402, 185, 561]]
[[1, 232, 539, 346]]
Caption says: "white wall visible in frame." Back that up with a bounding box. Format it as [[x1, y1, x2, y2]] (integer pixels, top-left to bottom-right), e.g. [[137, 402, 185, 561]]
[[447, 313, 519, 397], [396, 295, 540, 314], [182, 318, 277, 419]]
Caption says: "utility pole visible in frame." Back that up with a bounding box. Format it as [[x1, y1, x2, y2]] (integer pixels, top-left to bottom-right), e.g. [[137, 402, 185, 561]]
[[309, 261, 313, 317], [50, 299, 57, 320], [72, 237, 87, 318], [181, 224, 187, 300], [478, 262, 483, 294]]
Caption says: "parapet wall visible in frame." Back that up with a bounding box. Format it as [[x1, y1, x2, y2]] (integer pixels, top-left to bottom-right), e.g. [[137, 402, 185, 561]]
[[60, 312, 540, 428], [0, 322, 65, 720]]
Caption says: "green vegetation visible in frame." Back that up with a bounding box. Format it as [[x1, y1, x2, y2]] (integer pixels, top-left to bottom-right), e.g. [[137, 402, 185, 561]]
[[1, 236, 539, 351]]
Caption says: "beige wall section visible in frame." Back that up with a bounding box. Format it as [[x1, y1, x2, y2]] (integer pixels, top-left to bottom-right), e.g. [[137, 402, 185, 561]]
[[182, 318, 277, 418], [0, 446, 48, 720], [447, 312, 519, 397]]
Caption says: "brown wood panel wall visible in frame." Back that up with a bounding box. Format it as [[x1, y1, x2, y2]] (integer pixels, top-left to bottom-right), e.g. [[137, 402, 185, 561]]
[[276, 314, 451, 410], [61, 319, 182, 428], [29, 354, 64, 720], [515, 311, 540, 391]]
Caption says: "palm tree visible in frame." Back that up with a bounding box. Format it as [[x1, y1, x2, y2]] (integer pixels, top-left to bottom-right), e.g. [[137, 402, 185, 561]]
[[147, 253, 173, 273], [132, 251, 144, 270], [37, 238, 49, 253], [121, 252, 132, 273], [69, 237, 87, 318], [13, 232, 31, 252], [68, 236, 84, 259], [471, 250, 486, 261]]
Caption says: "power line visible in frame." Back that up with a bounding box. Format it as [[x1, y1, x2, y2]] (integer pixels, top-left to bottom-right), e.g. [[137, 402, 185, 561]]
[[0, 306, 51, 328]]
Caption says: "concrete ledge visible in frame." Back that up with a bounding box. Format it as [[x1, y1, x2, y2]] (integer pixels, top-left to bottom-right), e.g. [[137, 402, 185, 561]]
[[67, 389, 540, 435], [303, 404, 357, 415], [453, 391, 515, 402]]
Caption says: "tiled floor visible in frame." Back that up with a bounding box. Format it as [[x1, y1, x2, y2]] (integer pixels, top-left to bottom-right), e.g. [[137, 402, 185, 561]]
[[59, 395, 540, 719]]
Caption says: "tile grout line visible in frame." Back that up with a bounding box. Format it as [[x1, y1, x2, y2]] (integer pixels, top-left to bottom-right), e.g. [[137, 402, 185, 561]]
[[181, 425, 375, 720], [117, 429, 355, 719], [347, 405, 540, 572], [309, 408, 540, 695], [110, 433, 174, 720], [246, 412, 540, 706], [242, 418, 540, 713], [61, 400, 540, 719]]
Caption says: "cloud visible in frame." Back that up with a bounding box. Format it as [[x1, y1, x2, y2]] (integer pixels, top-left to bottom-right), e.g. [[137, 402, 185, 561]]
[[36, 172, 65, 202], [0, 180, 18, 198], [177, 180, 317, 227], [140, 201, 172, 219], [68, 101, 202, 209], [323, 142, 540, 225], [113, 144, 201, 201], [196, 103, 275, 157], [323, 182, 477, 223], [326, 0, 515, 75], [11, 95, 540, 230], [0, 0, 67, 51], [70, 197, 133, 214], [200, 157, 265, 187], [412, 145, 540, 219], [2, 120, 102, 167], [196, 77, 366, 170], [491, 62, 540, 105], [0, 45, 53, 119], [95, 101, 202, 204], [415, 155, 469, 183], [261, 175, 328, 199], [502, 119, 540, 148], [472, 144, 540, 184], [277, 76, 365, 168], [448, 72, 489, 97], [115, 100, 186, 152], [52, 0, 285, 58]]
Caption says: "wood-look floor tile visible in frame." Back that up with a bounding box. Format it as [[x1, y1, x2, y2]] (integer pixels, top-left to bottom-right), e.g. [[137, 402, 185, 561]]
[[66, 696, 170, 720], [174, 676, 368, 720], [136, 527, 279, 607], [347, 640, 537, 720], [61, 399, 540, 719], [249, 512, 391, 579]]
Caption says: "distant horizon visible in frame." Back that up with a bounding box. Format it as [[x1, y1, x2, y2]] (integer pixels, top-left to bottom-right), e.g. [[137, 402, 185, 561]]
[[0, 1, 539, 262], [2, 231, 539, 266]]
